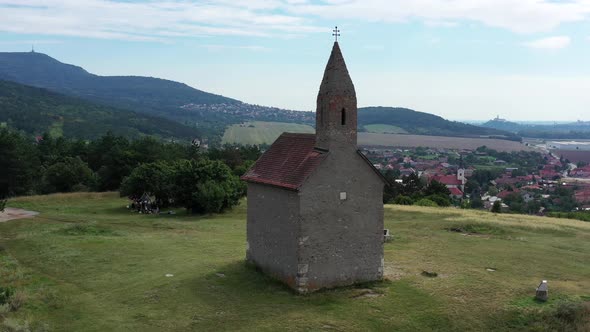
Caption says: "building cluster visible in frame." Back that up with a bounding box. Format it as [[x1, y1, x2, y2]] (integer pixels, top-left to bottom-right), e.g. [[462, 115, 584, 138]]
[[364, 147, 590, 212], [180, 102, 315, 124]]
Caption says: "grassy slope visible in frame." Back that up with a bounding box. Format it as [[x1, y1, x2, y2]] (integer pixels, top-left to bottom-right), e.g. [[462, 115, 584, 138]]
[[358, 133, 531, 152], [0, 193, 589, 331], [222, 121, 314, 145], [363, 124, 408, 134]]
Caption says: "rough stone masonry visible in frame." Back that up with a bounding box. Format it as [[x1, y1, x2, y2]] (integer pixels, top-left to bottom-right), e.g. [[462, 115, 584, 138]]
[[241, 41, 387, 293]]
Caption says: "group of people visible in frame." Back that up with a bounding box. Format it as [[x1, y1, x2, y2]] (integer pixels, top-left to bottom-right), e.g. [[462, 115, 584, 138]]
[[128, 194, 160, 214]]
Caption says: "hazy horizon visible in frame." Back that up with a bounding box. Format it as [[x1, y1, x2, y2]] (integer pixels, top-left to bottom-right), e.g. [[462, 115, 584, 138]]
[[1, 1, 590, 121]]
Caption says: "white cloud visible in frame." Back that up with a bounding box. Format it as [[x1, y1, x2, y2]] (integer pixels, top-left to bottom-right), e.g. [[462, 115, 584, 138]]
[[525, 36, 571, 49], [289, 0, 590, 34], [0, 0, 590, 41]]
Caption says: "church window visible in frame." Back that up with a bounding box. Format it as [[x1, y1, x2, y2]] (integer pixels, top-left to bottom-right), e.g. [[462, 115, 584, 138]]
[[341, 108, 346, 125]]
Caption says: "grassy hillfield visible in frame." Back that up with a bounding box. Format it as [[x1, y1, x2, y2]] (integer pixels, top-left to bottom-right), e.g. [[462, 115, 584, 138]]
[[221, 122, 530, 152], [222, 122, 314, 145], [1, 193, 589, 331], [358, 133, 532, 152]]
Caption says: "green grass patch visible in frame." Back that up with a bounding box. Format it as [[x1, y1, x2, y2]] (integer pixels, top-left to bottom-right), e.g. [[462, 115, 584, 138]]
[[222, 121, 314, 145], [56, 223, 119, 236], [364, 124, 408, 134], [0, 194, 588, 330]]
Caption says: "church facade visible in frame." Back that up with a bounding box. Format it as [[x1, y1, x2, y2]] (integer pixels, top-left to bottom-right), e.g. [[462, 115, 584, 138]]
[[241, 42, 387, 293]]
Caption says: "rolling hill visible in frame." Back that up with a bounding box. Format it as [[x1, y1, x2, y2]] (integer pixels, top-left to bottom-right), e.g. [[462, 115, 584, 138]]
[[0, 52, 238, 115], [0, 52, 521, 144], [359, 107, 521, 141], [0, 80, 198, 140]]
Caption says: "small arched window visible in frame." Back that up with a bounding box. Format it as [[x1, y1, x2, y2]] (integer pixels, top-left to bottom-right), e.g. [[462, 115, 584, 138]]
[[341, 108, 346, 125]]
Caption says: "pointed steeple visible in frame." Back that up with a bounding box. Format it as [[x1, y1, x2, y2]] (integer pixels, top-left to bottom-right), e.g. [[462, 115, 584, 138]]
[[315, 42, 357, 151]]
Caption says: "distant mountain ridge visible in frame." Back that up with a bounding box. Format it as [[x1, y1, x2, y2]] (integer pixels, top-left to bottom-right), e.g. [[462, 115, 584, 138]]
[[0, 51, 521, 143], [0, 52, 239, 115], [0, 80, 198, 140], [481, 116, 590, 139], [358, 107, 521, 141]]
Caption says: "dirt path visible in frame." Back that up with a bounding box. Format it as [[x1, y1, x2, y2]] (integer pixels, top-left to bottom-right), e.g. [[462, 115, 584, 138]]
[[0, 208, 39, 222]]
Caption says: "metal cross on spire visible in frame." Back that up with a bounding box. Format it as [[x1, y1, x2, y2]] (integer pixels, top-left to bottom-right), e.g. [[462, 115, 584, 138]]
[[332, 26, 340, 42]]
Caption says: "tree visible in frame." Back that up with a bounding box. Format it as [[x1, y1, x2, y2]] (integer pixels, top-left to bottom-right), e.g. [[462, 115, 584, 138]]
[[43, 157, 95, 193], [0, 128, 40, 197], [424, 180, 451, 197], [120, 161, 175, 207], [491, 200, 502, 213], [172, 159, 244, 214], [0, 199, 6, 212]]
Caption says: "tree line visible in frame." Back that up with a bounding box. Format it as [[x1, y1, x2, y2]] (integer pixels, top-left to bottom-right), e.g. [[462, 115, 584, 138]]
[[0, 128, 261, 214]]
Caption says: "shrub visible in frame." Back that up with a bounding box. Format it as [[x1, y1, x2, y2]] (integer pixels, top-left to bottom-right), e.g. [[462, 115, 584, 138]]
[[0, 287, 14, 305], [393, 195, 413, 206], [415, 199, 438, 207], [491, 200, 502, 213], [426, 194, 451, 207]]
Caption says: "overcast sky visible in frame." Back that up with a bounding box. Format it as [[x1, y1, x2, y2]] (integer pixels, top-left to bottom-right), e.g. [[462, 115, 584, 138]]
[[1, 0, 590, 121]]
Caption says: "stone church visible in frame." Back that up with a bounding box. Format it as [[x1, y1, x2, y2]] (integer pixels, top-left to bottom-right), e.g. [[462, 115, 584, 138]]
[[241, 41, 387, 293]]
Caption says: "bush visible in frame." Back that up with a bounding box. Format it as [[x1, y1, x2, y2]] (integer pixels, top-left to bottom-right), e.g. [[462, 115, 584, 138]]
[[0, 287, 13, 305], [393, 195, 413, 205], [491, 200, 502, 213], [43, 157, 95, 193], [426, 194, 451, 207], [415, 198, 438, 207]]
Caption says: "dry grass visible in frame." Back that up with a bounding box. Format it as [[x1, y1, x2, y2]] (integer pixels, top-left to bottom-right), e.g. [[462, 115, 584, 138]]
[[359, 133, 532, 152]]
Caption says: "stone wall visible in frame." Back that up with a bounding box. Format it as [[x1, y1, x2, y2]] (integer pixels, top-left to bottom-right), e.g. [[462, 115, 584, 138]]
[[246, 183, 301, 288], [297, 149, 384, 292]]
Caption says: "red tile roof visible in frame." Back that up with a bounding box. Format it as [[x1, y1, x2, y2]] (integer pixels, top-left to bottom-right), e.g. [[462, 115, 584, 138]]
[[241, 133, 328, 191], [432, 175, 462, 186], [449, 187, 463, 196]]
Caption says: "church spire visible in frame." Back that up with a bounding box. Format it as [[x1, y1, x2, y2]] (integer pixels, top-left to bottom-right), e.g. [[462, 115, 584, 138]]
[[315, 41, 357, 151]]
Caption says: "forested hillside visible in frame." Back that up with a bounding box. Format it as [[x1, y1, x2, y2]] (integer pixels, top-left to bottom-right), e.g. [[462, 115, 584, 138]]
[[0, 52, 238, 114], [0, 80, 198, 140], [359, 107, 521, 141]]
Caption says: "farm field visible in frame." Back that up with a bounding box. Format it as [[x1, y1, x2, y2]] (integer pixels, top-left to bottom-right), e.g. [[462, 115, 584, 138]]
[[1, 193, 589, 331], [553, 150, 590, 163], [363, 124, 408, 134], [222, 121, 314, 145], [222, 122, 532, 152], [358, 133, 532, 152]]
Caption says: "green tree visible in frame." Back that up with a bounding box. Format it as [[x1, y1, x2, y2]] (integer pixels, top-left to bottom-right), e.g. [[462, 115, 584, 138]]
[[424, 180, 451, 197], [43, 157, 95, 193], [172, 159, 244, 214], [491, 200, 502, 213], [120, 161, 175, 207], [0, 128, 40, 197]]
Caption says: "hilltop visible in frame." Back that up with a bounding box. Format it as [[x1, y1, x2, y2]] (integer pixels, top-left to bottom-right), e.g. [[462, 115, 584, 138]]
[[0, 80, 198, 140], [359, 107, 521, 141], [482, 116, 590, 139], [0, 193, 588, 331], [0, 52, 238, 113], [0, 52, 522, 145]]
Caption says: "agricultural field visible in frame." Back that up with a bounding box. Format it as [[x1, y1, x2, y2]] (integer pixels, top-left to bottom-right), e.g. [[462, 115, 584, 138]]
[[222, 121, 314, 145], [358, 133, 532, 152], [553, 150, 590, 163], [1, 193, 589, 331], [363, 124, 408, 134]]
